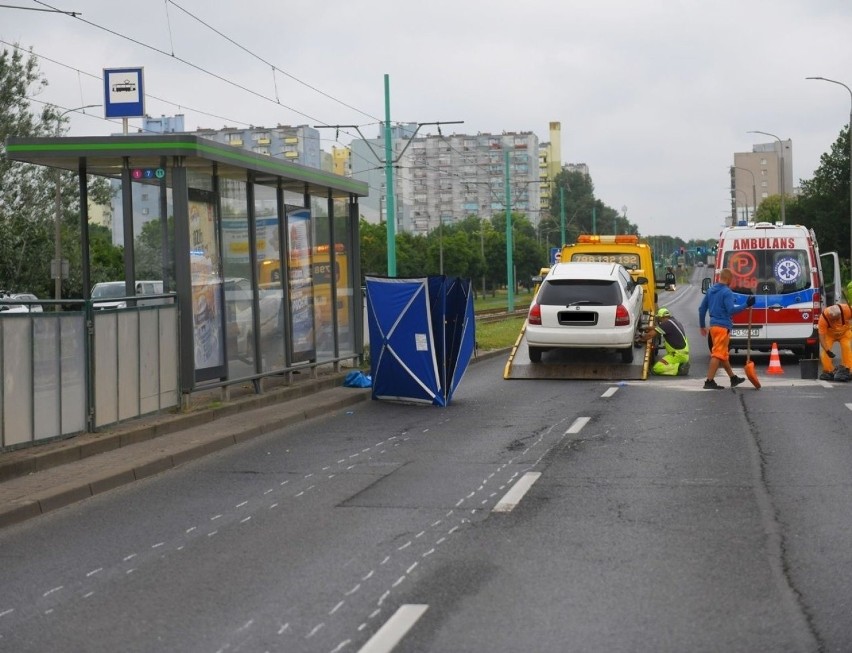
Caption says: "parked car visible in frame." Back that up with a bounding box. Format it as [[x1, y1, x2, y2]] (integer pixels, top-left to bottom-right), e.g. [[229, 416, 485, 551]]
[[223, 278, 283, 359], [92, 280, 165, 309], [0, 293, 43, 313], [525, 262, 647, 364]]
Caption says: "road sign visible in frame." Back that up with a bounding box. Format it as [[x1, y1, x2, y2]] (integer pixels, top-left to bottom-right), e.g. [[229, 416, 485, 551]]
[[549, 247, 561, 266], [103, 67, 145, 118]]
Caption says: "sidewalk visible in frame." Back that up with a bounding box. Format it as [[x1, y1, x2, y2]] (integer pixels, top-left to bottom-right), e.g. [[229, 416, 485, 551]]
[[0, 369, 370, 529]]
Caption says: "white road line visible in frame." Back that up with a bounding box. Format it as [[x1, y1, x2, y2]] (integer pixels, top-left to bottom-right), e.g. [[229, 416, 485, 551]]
[[357, 604, 429, 653], [492, 472, 542, 513], [565, 416, 591, 434], [602, 387, 619, 398], [846, 403, 852, 412]]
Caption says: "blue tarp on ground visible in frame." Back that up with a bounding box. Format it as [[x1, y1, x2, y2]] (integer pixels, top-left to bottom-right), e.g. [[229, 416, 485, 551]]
[[366, 276, 475, 406]]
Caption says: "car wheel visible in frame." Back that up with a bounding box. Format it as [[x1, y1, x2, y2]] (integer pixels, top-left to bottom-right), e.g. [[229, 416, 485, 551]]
[[621, 346, 634, 364], [529, 346, 543, 363]]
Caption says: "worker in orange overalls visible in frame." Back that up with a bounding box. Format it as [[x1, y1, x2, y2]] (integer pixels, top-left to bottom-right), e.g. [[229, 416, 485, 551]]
[[818, 303, 852, 381]]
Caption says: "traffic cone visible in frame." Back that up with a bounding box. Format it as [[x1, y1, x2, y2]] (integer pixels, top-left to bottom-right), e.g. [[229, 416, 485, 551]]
[[767, 342, 784, 375]]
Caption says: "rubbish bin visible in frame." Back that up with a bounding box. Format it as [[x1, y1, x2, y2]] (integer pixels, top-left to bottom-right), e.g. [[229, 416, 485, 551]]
[[800, 358, 819, 379]]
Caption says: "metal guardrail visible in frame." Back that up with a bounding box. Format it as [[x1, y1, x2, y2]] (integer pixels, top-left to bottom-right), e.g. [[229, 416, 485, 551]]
[[0, 296, 179, 451]]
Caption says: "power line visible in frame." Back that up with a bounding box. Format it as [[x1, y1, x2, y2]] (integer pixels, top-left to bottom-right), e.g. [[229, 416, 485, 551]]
[[0, 39, 253, 128], [166, 0, 380, 122], [31, 0, 330, 126]]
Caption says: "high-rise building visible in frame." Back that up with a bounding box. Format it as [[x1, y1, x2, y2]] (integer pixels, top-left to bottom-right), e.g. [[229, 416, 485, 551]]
[[732, 139, 793, 225], [352, 127, 541, 234], [538, 122, 563, 215]]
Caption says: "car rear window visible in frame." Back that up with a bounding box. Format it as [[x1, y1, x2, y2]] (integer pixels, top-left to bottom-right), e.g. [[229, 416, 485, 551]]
[[538, 279, 621, 306]]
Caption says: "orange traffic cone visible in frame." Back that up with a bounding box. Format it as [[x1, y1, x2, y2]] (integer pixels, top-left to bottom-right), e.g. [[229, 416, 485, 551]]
[[767, 342, 784, 375]]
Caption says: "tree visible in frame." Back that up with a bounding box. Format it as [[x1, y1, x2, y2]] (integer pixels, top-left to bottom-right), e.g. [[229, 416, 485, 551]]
[[545, 169, 636, 239], [358, 219, 387, 278], [135, 215, 175, 283], [0, 44, 121, 299], [752, 194, 795, 225], [0, 45, 58, 296], [791, 126, 850, 264]]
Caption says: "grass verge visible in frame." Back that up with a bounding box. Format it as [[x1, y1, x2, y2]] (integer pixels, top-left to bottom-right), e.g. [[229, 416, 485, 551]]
[[476, 316, 525, 351]]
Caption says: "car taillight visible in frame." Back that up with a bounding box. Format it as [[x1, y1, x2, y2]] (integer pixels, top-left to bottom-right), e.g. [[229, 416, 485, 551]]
[[812, 291, 821, 311], [528, 303, 542, 326], [615, 304, 630, 326]]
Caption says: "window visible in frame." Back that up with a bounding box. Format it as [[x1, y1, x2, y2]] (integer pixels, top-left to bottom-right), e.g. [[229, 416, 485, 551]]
[[539, 280, 620, 306]]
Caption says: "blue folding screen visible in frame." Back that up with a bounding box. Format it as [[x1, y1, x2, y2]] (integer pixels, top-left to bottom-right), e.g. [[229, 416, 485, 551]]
[[366, 276, 475, 406]]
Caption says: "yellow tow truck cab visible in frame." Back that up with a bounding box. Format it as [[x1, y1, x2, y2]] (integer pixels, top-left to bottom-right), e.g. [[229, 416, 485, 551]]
[[559, 235, 658, 318]]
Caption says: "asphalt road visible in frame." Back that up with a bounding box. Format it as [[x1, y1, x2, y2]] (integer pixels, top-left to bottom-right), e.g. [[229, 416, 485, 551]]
[[1, 281, 851, 652]]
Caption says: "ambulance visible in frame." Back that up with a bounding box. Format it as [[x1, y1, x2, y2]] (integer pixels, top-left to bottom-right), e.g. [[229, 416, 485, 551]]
[[703, 222, 841, 359]]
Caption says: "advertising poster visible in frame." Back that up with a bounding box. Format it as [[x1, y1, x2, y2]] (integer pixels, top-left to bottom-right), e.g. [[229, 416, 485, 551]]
[[287, 209, 316, 362], [221, 215, 281, 281], [189, 199, 225, 372]]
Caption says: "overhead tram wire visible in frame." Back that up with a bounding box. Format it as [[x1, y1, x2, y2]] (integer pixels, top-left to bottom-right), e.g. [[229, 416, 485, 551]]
[[32, 0, 335, 129], [165, 0, 380, 123], [0, 40, 254, 129]]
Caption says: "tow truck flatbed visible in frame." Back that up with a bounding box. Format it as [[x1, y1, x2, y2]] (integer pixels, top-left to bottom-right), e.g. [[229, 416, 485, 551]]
[[503, 323, 652, 380]]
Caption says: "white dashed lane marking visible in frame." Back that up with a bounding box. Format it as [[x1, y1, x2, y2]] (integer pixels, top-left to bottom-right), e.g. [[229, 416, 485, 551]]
[[357, 604, 429, 653], [492, 472, 542, 513]]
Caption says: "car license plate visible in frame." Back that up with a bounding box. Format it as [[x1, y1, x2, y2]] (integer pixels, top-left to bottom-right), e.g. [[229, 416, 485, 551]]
[[731, 328, 760, 337]]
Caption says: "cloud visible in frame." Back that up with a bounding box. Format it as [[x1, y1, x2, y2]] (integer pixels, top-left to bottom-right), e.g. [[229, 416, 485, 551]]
[[5, 0, 852, 241]]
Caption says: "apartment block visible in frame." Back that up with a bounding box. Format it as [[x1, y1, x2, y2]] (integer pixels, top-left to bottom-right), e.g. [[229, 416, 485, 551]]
[[196, 124, 321, 168], [732, 139, 793, 224], [352, 127, 540, 235]]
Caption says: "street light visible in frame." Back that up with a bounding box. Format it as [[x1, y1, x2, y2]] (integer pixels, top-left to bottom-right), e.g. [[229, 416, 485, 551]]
[[806, 76, 852, 270], [731, 165, 757, 219], [747, 130, 786, 224], [733, 188, 749, 223], [54, 104, 99, 305]]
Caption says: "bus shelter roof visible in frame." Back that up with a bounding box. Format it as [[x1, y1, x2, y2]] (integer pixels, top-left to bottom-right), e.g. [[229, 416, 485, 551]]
[[4, 134, 368, 199]]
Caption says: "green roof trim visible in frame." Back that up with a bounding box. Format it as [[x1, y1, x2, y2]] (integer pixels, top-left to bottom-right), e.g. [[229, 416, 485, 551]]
[[4, 135, 368, 196]]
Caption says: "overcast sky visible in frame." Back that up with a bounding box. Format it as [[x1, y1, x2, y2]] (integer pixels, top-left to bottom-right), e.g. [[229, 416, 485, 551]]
[[5, 0, 852, 241]]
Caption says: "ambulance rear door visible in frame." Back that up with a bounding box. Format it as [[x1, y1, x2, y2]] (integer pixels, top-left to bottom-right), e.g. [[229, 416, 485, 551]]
[[820, 251, 841, 305]]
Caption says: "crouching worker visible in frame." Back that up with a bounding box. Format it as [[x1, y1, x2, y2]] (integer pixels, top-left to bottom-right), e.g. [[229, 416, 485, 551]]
[[818, 303, 852, 381], [636, 307, 690, 375]]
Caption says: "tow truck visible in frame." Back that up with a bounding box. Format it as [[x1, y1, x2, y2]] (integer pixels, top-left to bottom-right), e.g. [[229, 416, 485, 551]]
[[504, 235, 658, 380]]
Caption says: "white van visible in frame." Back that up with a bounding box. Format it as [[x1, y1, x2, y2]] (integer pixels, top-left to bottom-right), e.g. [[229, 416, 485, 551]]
[[92, 280, 166, 309], [702, 222, 841, 359]]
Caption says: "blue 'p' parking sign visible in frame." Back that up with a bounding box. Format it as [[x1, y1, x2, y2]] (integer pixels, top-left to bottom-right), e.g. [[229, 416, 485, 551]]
[[103, 67, 145, 118]]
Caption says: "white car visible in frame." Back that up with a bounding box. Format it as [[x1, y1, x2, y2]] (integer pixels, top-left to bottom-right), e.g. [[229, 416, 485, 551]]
[[525, 262, 646, 364], [0, 293, 43, 313]]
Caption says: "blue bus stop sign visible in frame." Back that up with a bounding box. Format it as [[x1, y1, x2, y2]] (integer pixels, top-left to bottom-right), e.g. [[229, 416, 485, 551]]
[[103, 67, 145, 118], [550, 247, 561, 266]]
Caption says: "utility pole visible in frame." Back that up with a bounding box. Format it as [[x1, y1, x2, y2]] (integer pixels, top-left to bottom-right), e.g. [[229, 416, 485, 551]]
[[382, 74, 396, 275], [317, 80, 461, 278], [505, 150, 514, 312], [559, 186, 566, 246]]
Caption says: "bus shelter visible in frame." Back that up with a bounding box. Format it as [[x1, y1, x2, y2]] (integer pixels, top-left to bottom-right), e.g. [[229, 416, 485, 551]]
[[3, 134, 367, 443]]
